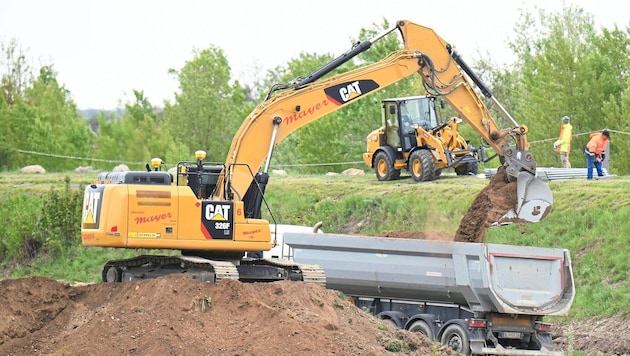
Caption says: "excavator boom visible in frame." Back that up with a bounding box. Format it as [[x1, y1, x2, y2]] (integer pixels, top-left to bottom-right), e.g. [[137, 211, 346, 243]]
[[216, 20, 552, 223], [81, 20, 553, 280]]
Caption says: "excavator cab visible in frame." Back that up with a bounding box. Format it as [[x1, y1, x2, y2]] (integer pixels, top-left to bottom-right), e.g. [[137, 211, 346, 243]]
[[176, 150, 225, 200]]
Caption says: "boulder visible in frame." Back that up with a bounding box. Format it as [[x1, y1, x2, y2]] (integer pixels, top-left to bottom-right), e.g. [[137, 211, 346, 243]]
[[342, 168, 365, 176], [21, 165, 46, 174], [113, 164, 130, 172]]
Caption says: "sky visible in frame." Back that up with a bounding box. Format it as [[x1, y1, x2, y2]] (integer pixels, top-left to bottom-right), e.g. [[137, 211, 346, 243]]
[[1, 0, 628, 110]]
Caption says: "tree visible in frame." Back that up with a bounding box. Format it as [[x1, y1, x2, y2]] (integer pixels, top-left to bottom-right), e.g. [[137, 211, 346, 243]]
[[506, 5, 630, 172], [0, 38, 31, 106], [163, 46, 253, 162], [262, 19, 423, 174]]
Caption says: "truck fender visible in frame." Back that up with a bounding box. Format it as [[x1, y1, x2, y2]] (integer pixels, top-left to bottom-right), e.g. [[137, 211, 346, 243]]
[[404, 314, 438, 341], [375, 310, 408, 329]]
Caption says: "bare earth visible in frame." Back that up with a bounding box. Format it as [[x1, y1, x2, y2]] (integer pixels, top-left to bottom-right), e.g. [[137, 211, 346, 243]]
[[0, 262, 628, 355], [0, 275, 459, 356]]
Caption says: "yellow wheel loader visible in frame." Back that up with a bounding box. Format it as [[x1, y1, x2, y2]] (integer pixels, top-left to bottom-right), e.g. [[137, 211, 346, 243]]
[[363, 94, 485, 181]]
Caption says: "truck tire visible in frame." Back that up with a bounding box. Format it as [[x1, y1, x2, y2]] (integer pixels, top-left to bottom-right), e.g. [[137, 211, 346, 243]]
[[380, 318, 398, 329], [440, 324, 470, 355], [408, 320, 433, 340], [374, 151, 400, 181], [408, 150, 436, 182]]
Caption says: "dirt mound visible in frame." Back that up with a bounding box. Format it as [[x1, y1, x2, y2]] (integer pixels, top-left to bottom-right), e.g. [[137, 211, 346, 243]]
[[1, 276, 627, 355], [0, 275, 457, 356]]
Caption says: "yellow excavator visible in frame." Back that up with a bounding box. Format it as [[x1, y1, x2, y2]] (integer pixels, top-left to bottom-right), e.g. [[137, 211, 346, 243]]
[[81, 20, 553, 283]]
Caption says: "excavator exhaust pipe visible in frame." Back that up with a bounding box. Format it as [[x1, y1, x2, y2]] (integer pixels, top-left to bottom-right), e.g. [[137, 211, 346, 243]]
[[496, 172, 553, 225]]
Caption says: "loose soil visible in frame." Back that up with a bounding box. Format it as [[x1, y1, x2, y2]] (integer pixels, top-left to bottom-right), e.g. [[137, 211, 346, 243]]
[[0, 275, 458, 356], [454, 165, 517, 243], [0, 275, 627, 355]]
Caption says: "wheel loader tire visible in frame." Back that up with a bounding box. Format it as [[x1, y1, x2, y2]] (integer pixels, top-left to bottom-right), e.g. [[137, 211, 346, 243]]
[[374, 151, 400, 181], [409, 150, 436, 182], [455, 161, 478, 176], [467, 161, 479, 175]]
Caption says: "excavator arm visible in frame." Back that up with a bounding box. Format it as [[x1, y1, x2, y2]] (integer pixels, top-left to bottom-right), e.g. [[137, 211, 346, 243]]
[[215, 49, 426, 201], [214, 20, 552, 223], [81, 20, 552, 283], [399, 21, 534, 178]]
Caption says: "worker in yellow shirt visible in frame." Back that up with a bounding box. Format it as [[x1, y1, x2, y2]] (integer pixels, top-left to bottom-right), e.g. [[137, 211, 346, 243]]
[[554, 116, 573, 168]]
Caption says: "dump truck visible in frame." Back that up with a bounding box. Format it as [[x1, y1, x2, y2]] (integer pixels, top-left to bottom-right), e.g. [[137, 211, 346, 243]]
[[284, 232, 574, 356]]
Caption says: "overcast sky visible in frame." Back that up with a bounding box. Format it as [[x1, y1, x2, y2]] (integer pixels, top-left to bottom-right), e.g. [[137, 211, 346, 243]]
[[1, 0, 628, 110]]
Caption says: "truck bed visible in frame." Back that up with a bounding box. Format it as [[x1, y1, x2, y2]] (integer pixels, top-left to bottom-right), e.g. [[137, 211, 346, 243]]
[[284, 233, 574, 315]]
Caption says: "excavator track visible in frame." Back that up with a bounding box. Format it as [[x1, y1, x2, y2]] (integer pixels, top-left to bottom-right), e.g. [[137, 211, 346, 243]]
[[101, 255, 325, 286], [102, 255, 239, 283], [247, 258, 326, 286], [298, 264, 326, 286], [237, 258, 326, 285]]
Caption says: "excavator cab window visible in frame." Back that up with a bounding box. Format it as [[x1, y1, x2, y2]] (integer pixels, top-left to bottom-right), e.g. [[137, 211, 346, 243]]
[[176, 162, 224, 199]]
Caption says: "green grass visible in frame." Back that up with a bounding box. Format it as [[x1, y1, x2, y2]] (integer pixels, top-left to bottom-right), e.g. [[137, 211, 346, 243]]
[[0, 170, 629, 321]]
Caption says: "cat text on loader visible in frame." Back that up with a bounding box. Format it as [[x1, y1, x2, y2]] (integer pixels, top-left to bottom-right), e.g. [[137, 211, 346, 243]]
[[81, 20, 553, 284], [363, 93, 484, 181]]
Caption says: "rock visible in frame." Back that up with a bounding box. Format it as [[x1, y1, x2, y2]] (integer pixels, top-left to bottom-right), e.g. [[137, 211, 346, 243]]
[[342, 168, 365, 176], [112, 164, 129, 172], [75, 166, 93, 173], [21, 165, 46, 174]]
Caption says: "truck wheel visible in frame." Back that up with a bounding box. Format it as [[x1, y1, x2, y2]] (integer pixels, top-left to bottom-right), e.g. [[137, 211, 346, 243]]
[[408, 150, 435, 182], [374, 151, 400, 181], [380, 318, 398, 329], [408, 320, 433, 340], [440, 324, 470, 355]]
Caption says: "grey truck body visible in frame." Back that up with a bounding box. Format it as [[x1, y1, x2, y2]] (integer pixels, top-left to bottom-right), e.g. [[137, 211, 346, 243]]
[[284, 232, 574, 355]]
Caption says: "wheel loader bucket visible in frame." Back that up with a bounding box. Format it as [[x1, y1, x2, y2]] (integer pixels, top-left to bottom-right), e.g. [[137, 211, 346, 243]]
[[495, 172, 553, 225]]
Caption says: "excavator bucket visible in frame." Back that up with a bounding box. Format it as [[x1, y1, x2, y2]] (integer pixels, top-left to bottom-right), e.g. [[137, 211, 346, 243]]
[[496, 172, 553, 225]]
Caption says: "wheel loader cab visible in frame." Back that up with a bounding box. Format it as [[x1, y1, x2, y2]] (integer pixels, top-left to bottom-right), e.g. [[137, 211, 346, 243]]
[[383, 96, 441, 152]]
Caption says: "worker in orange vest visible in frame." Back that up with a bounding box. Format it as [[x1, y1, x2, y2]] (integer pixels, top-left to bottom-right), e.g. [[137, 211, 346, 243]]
[[554, 116, 573, 168], [584, 129, 610, 180]]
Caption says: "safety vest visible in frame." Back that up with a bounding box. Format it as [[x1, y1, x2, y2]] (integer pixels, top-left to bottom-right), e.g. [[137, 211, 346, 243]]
[[555, 123, 572, 153], [586, 132, 608, 154]]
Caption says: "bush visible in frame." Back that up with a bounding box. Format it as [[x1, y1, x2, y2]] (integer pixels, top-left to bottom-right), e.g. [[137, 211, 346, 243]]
[[32, 177, 84, 256]]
